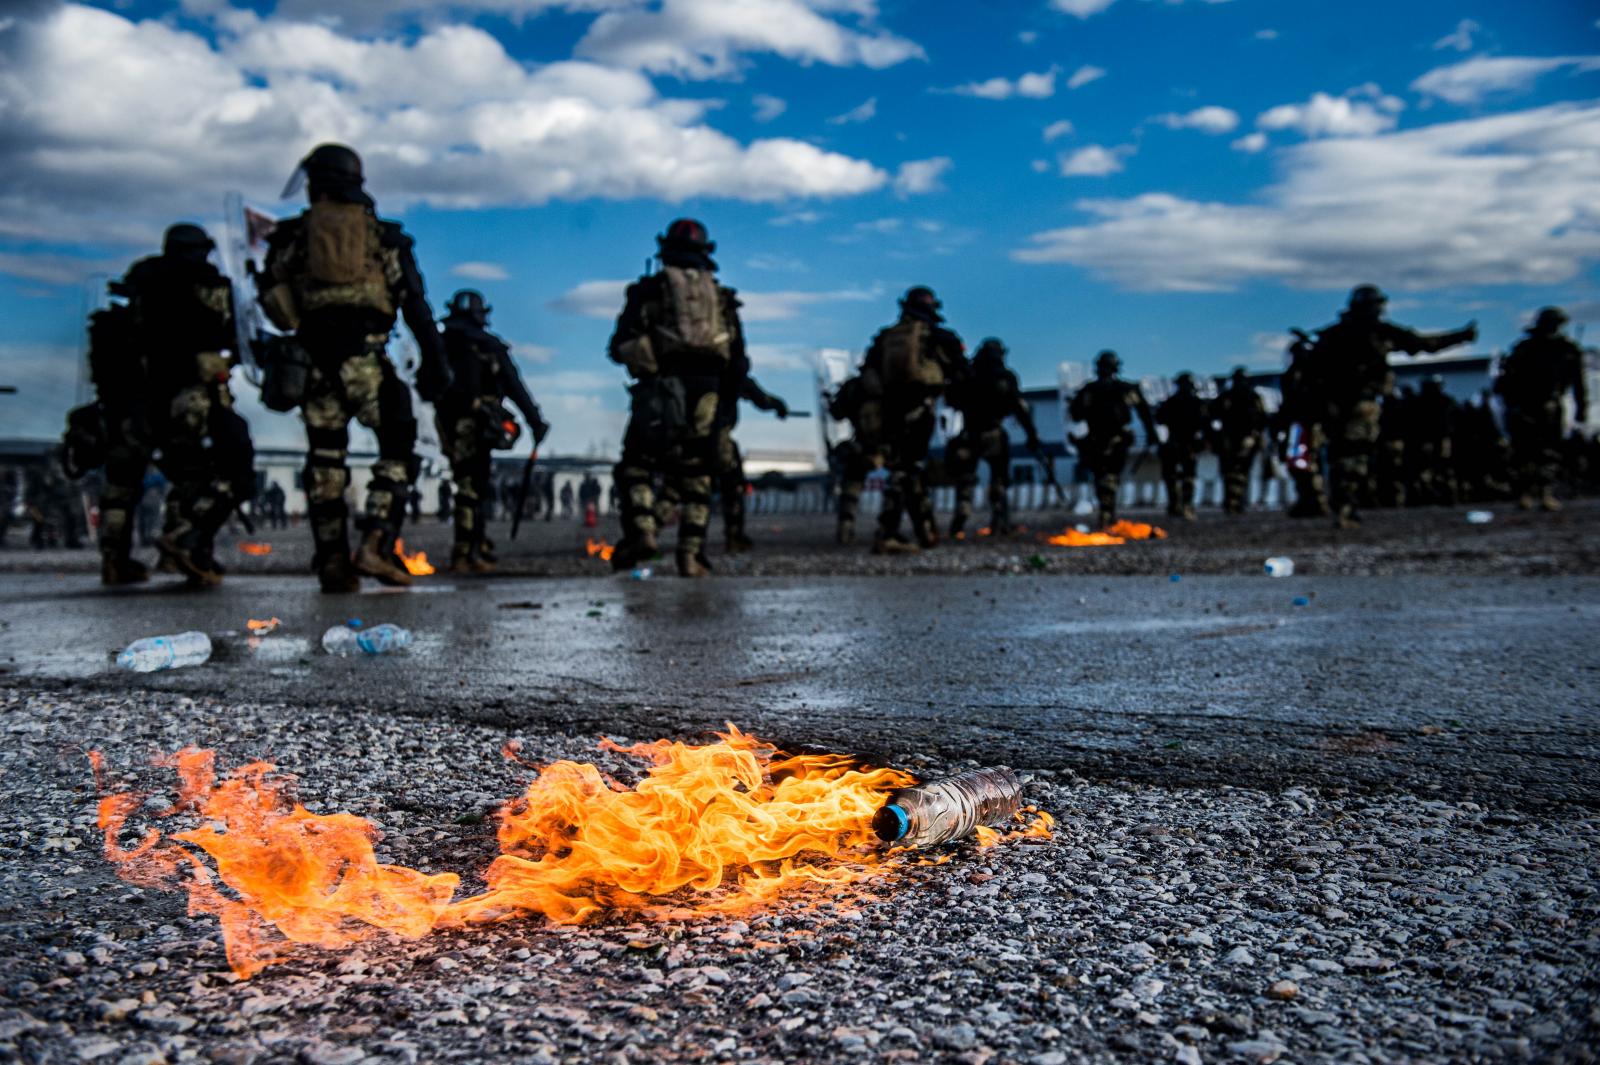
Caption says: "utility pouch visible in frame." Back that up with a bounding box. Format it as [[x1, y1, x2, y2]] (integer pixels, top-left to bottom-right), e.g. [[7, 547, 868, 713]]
[[629, 375, 689, 448], [257, 334, 312, 413], [477, 403, 522, 450]]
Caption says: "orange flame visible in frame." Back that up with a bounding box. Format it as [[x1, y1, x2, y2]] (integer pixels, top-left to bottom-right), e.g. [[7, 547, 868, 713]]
[[1045, 519, 1168, 548], [975, 807, 1055, 848], [393, 538, 435, 576], [246, 618, 281, 635], [585, 537, 615, 562], [238, 542, 273, 556], [90, 729, 1054, 979]]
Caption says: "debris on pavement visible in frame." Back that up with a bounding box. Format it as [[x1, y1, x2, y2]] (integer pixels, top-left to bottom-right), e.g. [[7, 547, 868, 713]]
[[115, 631, 212, 673]]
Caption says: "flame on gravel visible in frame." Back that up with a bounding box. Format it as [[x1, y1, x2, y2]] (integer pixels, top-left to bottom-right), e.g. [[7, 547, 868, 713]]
[[246, 618, 281, 635], [585, 537, 615, 562], [92, 728, 948, 979], [238, 542, 273, 556], [393, 539, 435, 576]]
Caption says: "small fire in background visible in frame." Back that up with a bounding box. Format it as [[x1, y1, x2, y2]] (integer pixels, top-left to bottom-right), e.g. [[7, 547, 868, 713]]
[[246, 618, 281, 635], [393, 539, 435, 576], [585, 537, 615, 562], [238, 542, 273, 556], [1045, 519, 1167, 548], [91, 728, 1050, 979]]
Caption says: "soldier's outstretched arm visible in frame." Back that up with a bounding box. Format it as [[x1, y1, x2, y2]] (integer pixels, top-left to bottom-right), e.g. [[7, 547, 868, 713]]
[[497, 342, 548, 443], [740, 376, 788, 418]]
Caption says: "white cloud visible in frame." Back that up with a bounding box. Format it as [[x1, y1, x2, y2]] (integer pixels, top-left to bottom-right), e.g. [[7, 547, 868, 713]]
[[1012, 102, 1600, 293], [1065, 64, 1106, 90], [548, 279, 878, 321], [769, 209, 822, 226], [0, 4, 889, 254], [511, 341, 557, 364], [0, 251, 119, 287], [827, 97, 878, 124], [1018, 30, 1039, 44], [893, 156, 952, 196], [1257, 85, 1404, 138], [1156, 105, 1240, 133], [947, 66, 1059, 100], [752, 93, 787, 121], [1058, 144, 1132, 176], [573, 0, 924, 80], [1051, 0, 1116, 15], [451, 261, 511, 281], [1254, 29, 1278, 41], [1412, 55, 1600, 105], [1031, 159, 1050, 173], [0, 343, 80, 438], [1043, 119, 1075, 142], [1231, 131, 1267, 153], [746, 253, 807, 271], [746, 343, 817, 371], [1433, 18, 1479, 53]]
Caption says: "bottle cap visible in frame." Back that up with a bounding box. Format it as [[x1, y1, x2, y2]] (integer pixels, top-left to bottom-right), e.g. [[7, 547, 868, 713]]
[[871, 804, 910, 843]]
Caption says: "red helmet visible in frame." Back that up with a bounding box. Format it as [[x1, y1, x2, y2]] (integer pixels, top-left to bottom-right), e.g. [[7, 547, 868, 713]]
[[658, 218, 715, 254]]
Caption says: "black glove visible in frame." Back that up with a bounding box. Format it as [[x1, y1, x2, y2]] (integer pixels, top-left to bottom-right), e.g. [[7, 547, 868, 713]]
[[415, 358, 451, 403], [532, 416, 550, 446], [773, 398, 789, 420]]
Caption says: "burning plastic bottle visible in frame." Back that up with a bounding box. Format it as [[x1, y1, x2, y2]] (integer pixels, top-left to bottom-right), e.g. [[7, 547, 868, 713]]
[[871, 767, 1023, 849], [117, 631, 212, 673], [321, 623, 412, 656]]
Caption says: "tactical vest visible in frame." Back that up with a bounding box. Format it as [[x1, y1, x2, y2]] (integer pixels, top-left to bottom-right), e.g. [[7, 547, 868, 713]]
[[655, 266, 731, 362], [1074, 380, 1132, 430], [291, 203, 396, 320], [879, 319, 945, 389]]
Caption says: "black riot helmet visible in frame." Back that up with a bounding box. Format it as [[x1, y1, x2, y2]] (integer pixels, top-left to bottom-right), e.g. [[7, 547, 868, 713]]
[[1094, 349, 1121, 377], [162, 223, 214, 262], [1531, 306, 1568, 335], [658, 217, 715, 255], [1421, 374, 1445, 396], [975, 337, 1006, 361], [448, 289, 490, 325], [1347, 284, 1387, 317], [1173, 371, 1195, 393], [282, 143, 365, 201], [1230, 366, 1250, 387], [901, 285, 944, 323]]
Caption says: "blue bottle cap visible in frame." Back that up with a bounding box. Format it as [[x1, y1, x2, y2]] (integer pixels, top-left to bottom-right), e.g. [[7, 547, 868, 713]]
[[871, 804, 911, 843]]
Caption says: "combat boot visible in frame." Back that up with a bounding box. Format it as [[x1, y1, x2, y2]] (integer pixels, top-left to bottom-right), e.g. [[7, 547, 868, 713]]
[[448, 543, 476, 573], [354, 530, 413, 587], [836, 517, 855, 545], [1182, 504, 1197, 521], [479, 537, 498, 564], [1334, 504, 1362, 530], [1541, 491, 1562, 512], [318, 554, 360, 594], [156, 528, 222, 588], [1517, 494, 1535, 511], [917, 519, 939, 550], [1096, 509, 1114, 530], [676, 548, 712, 578], [611, 528, 660, 572], [101, 554, 149, 586], [726, 531, 754, 554], [872, 532, 920, 556]]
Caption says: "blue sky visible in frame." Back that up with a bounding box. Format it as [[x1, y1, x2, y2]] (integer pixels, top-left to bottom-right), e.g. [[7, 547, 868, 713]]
[[1, 0, 1597, 458]]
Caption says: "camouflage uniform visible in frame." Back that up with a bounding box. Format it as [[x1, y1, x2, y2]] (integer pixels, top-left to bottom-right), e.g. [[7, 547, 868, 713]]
[[1310, 286, 1475, 527], [1277, 334, 1329, 517], [87, 226, 252, 585], [1156, 374, 1208, 520], [1374, 378, 1410, 509], [862, 289, 966, 552], [946, 339, 1037, 538], [1408, 379, 1458, 506], [607, 220, 749, 576], [827, 368, 887, 545], [712, 376, 787, 553], [1495, 309, 1589, 510], [1211, 370, 1267, 515], [257, 146, 450, 592], [435, 292, 547, 572], [1068, 352, 1156, 529]]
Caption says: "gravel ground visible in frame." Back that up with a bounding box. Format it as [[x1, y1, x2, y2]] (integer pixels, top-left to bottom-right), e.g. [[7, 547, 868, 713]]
[[2, 688, 1597, 1065], [3, 499, 1598, 579]]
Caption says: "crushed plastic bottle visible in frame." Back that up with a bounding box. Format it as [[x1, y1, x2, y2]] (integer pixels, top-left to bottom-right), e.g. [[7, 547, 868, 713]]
[[628, 566, 653, 580], [117, 631, 212, 673], [321, 623, 412, 656], [1465, 510, 1493, 525], [872, 767, 1023, 849], [1263, 556, 1295, 578]]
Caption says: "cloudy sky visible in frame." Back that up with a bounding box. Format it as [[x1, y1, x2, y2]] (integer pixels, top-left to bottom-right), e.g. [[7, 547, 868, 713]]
[[1, 0, 1597, 456]]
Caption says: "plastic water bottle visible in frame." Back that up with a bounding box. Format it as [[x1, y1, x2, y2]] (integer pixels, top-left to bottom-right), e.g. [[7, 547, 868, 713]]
[[1264, 556, 1295, 578], [1465, 510, 1493, 525], [629, 566, 653, 580], [117, 632, 212, 673], [321, 623, 412, 656], [872, 768, 1023, 849]]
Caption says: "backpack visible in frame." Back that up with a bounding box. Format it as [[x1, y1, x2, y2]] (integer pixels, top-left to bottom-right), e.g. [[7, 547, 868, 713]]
[[656, 266, 731, 361], [878, 319, 945, 389], [293, 203, 395, 319]]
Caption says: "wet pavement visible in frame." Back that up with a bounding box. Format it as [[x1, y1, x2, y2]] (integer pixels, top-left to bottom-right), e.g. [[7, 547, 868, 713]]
[[2, 568, 1596, 807]]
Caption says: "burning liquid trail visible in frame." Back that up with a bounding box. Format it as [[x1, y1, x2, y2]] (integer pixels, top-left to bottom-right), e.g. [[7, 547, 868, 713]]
[[585, 537, 615, 562], [393, 539, 435, 576], [1045, 519, 1167, 547], [94, 729, 1039, 979]]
